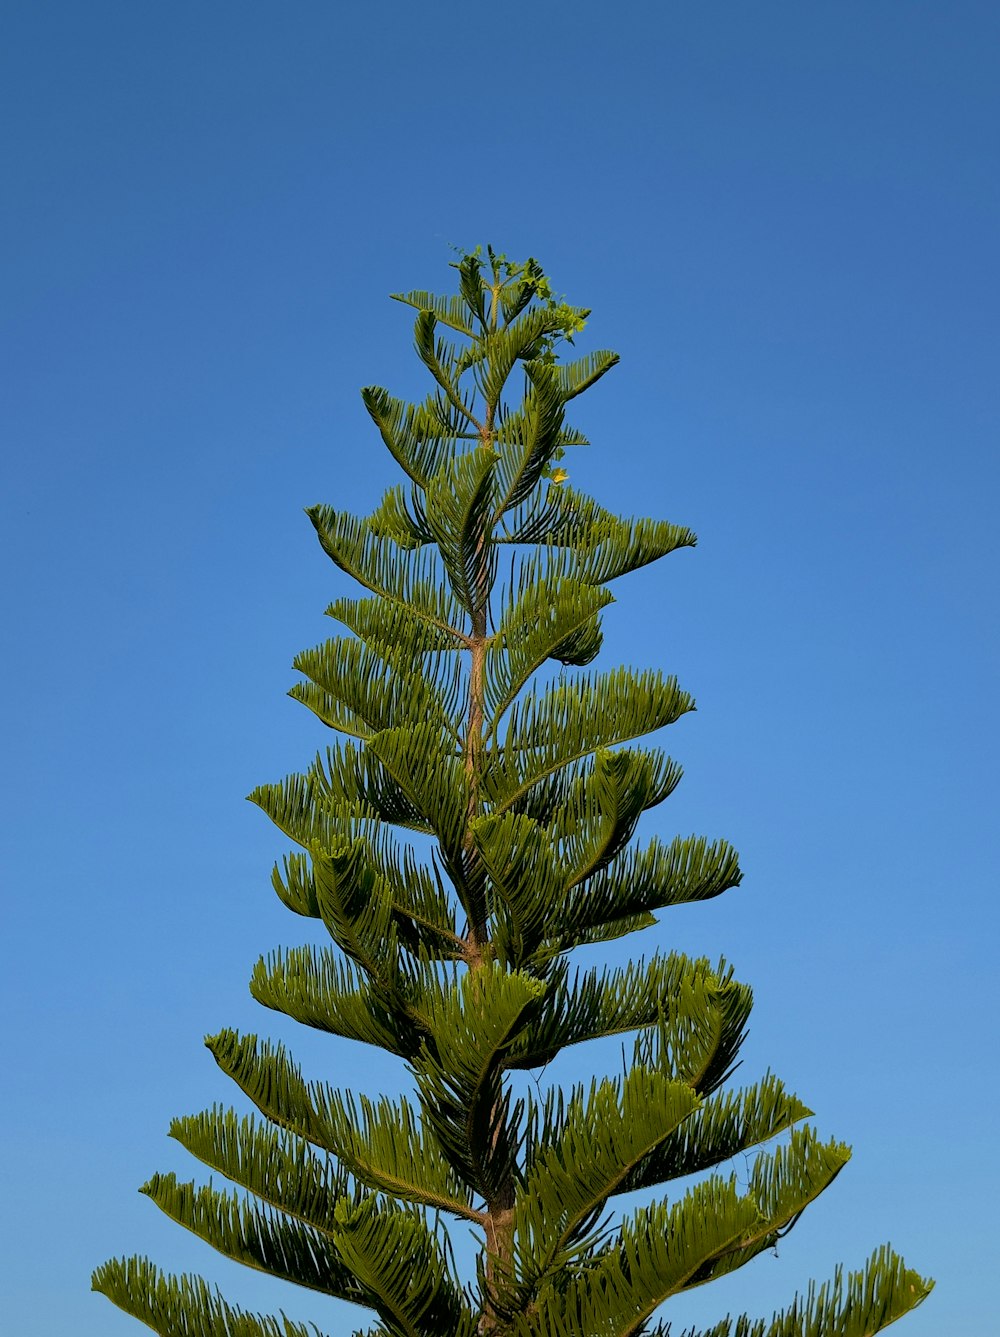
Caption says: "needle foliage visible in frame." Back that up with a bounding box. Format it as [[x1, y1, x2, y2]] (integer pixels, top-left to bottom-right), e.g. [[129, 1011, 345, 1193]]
[[95, 248, 932, 1336]]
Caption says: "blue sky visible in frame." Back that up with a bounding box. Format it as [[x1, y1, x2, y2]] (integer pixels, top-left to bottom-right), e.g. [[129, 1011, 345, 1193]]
[[2, 2, 997, 1333]]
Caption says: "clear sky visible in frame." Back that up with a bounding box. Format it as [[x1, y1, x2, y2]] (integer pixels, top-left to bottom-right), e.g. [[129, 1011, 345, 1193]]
[[2, 3, 997, 1333]]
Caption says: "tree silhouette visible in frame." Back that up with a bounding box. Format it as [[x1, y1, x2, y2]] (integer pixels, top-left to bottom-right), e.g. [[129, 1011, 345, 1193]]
[[95, 248, 931, 1336]]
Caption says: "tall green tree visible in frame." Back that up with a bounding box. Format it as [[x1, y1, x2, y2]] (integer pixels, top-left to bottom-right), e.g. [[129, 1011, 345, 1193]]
[[94, 249, 931, 1336]]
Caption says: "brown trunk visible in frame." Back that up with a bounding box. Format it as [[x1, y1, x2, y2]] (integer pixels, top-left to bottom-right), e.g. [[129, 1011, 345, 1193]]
[[465, 302, 513, 1330]]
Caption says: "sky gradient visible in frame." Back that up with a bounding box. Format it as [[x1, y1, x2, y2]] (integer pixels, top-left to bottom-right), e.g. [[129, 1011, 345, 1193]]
[[3, 3, 998, 1333]]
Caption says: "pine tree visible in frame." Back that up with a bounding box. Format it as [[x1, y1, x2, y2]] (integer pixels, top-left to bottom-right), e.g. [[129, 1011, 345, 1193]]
[[94, 248, 932, 1337]]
